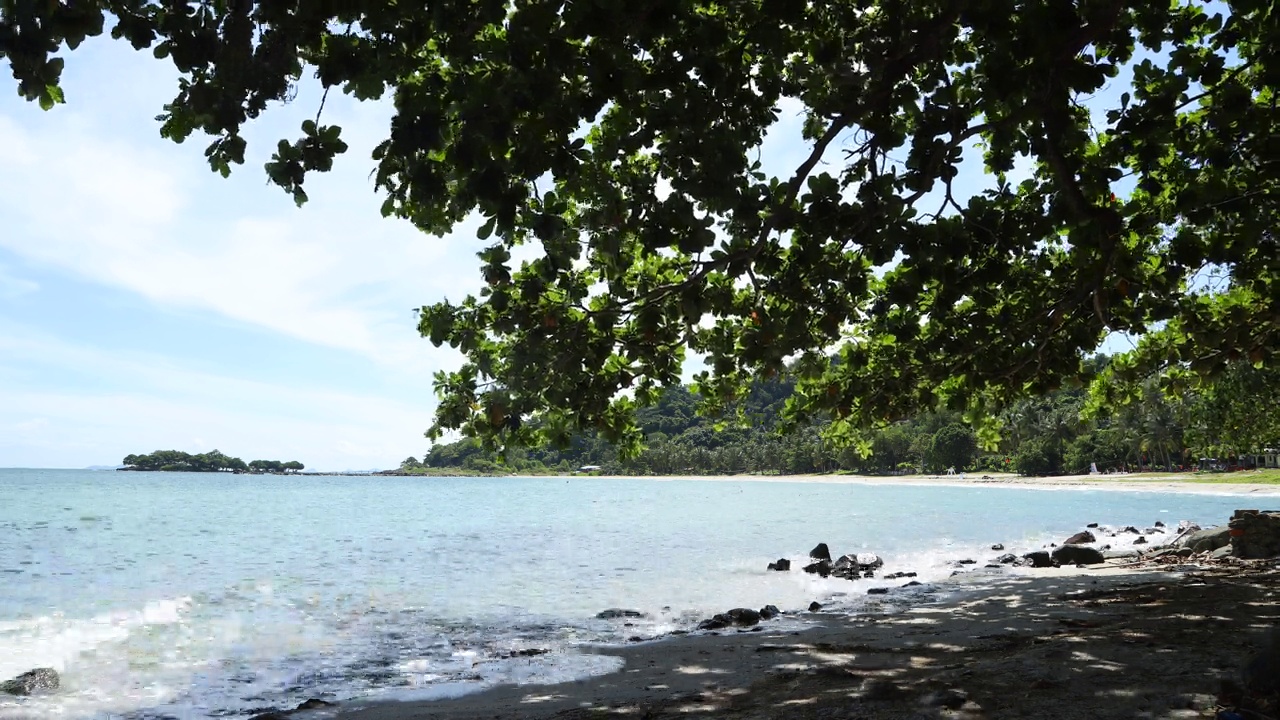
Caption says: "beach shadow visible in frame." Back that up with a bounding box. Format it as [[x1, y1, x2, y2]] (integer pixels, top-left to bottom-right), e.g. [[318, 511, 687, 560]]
[[339, 565, 1280, 719]]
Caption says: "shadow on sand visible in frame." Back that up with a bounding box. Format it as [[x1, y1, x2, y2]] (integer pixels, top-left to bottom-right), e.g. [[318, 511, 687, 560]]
[[336, 564, 1280, 720]]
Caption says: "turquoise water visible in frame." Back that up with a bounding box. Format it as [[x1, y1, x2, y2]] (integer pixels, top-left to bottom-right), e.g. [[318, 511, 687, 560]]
[[0, 469, 1264, 718]]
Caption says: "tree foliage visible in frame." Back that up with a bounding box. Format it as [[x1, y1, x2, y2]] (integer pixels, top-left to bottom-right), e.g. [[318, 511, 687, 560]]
[[5, 0, 1277, 453], [122, 450, 303, 473], [418, 359, 1275, 476]]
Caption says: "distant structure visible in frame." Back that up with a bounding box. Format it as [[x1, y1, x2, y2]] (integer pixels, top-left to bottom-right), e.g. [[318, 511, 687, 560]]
[[577, 465, 602, 473]]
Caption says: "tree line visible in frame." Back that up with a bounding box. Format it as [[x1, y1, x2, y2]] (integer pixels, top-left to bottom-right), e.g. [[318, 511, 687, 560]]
[[121, 450, 304, 474], [404, 358, 1278, 477]]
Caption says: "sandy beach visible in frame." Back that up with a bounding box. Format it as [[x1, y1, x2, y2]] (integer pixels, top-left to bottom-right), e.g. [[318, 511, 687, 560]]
[[328, 556, 1278, 720], [579, 470, 1280, 496]]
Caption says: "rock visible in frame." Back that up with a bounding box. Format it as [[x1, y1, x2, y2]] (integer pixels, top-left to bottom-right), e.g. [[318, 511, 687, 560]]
[[831, 554, 857, 578], [1133, 536, 1147, 545], [1121, 526, 1141, 534], [1064, 530, 1096, 545], [1210, 544, 1233, 560], [1230, 510, 1280, 559], [726, 608, 761, 626], [766, 558, 791, 571], [1, 668, 59, 696], [1103, 549, 1139, 560], [1022, 551, 1054, 568], [884, 571, 918, 579], [808, 601, 823, 611], [902, 580, 922, 587], [867, 587, 889, 595], [985, 564, 1002, 568], [296, 699, 336, 710], [1052, 545, 1105, 565], [991, 543, 1005, 551], [856, 553, 884, 571], [1178, 520, 1200, 532], [248, 713, 290, 720], [802, 559, 833, 577], [954, 558, 976, 565], [1155, 520, 1166, 528], [698, 614, 731, 630], [920, 688, 969, 709], [1179, 526, 1230, 553], [809, 543, 831, 561], [1145, 527, 1164, 534], [1086, 522, 1099, 528], [996, 553, 1019, 565], [596, 608, 645, 619], [760, 604, 780, 619]]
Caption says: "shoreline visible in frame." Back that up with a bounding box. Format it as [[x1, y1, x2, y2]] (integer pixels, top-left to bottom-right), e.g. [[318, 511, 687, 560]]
[[559, 471, 1280, 496], [334, 559, 1276, 719]]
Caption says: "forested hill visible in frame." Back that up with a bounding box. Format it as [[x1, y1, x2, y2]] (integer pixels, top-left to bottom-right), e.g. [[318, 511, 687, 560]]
[[121, 450, 304, 473], [402, 361, 1279, 478]]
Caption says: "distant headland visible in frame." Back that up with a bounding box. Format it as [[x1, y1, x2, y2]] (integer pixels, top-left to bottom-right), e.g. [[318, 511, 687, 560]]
[[120, 450, 303, 474]]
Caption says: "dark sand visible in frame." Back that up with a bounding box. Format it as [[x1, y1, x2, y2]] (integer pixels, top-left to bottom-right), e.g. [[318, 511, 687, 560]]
[[330, 557, 1278, 719]]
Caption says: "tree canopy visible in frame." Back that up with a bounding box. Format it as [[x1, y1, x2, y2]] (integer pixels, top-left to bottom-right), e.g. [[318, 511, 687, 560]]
[[122, 450, 304, 473], [4, 0, 1275, 455]]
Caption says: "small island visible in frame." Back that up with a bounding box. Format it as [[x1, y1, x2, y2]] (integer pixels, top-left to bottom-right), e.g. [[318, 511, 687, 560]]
[[120, 450, 304, 474]]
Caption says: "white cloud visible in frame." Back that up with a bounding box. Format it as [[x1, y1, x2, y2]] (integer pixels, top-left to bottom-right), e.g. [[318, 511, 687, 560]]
[[0, 77, 484, 377]]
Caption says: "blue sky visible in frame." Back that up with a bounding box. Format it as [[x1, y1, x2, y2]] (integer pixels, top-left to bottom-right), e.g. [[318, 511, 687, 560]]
[[0, 38, 490, 469], [1, 32, 1141, 470]]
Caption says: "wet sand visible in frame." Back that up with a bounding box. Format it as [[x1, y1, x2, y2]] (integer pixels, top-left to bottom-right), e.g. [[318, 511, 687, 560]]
[[332, 557, 1278, 719]]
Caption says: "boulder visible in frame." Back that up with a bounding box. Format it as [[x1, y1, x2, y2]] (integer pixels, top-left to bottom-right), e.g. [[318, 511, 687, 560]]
[[698, 614, 732, 630], [884, 571, 918, 579], [856, 553, 884, 571], [296, 700, 336, 710], [1052, 545, 1105, 565], [1103, 549, 1139, 560], [1134, 536, 1147, 545], [995, 553, 1019, 565], [1121, 526, 1141, 534], [1, 668, 59, 696], [809, 543, 832, 561], [1144, 527, 1164, 534], [991, 543, 1005, 551], [831, 554, 858, 578], [867, 587, 889, 595], [1210, 545, 1234, 560], [596, 608, 646, 620], [1230, 511, 1280, 559], [1179, 526, 1230, 553], [808, 601, 823, 611], [767, 558, 791, 572], [1154, 520, 1166, 528], [1064, 530, 1096, 545], [1086, 522, 1099, 528], [759, 604, 780, 620], [726, 608, 761, 626], [803, 559, 833, 577], [954, 558, 976, 566], [1022, 551, 1054, 568]]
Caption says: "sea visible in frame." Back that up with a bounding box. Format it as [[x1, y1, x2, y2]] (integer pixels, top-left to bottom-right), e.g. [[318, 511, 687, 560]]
[[0, 468, 1266, 719]]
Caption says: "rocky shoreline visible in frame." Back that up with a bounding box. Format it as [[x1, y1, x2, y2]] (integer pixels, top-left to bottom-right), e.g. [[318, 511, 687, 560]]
[[7, 510, 1280, 719]]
